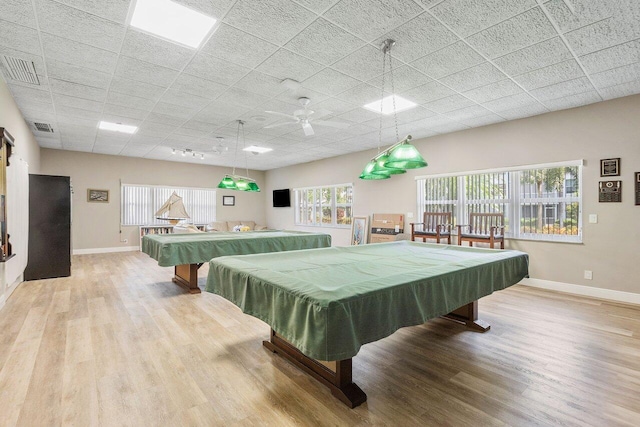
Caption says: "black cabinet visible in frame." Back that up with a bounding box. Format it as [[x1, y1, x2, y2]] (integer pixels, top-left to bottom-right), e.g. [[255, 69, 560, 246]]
[[24, 174, 71, 280]]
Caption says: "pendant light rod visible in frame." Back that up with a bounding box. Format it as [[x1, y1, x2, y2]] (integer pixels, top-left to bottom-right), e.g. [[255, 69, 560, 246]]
[[370, 135, 412, 161]]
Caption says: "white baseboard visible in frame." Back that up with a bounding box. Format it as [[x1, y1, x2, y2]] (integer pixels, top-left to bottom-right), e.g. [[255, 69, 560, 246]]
[[520, 278, 640, 305], [73, 246, 139, 255]]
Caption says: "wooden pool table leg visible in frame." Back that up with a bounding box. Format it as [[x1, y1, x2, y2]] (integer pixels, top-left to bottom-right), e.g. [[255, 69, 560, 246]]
[[442, 300, 490, 332], [172, 263, 203, 294], [263, 329, 367, 408]]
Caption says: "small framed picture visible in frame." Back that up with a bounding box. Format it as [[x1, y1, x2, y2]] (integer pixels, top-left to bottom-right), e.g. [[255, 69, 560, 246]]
[[350, 216, 369, 245], [600, 158, 620, 177], [87, 189, 109, 203], [222, 195, 235, 206]]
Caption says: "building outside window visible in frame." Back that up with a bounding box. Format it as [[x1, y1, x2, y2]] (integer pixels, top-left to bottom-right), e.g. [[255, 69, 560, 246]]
[[294, 184, 353, 227]]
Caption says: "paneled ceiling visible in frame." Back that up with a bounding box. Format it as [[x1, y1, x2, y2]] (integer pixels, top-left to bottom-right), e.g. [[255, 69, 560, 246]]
[[1, 0, 639, 170]]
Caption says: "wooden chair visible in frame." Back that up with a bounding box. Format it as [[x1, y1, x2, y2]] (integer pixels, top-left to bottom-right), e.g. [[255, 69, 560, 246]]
[[457, 213, 505, 249], [410, 212, 452, 244]]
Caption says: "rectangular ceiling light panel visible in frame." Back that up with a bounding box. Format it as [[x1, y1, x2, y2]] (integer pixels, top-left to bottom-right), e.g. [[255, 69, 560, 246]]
[[130, 0, 217, 48], [99, 121, 138, 134], [243, 146, 273, 154], [363, 95, 417, 115]]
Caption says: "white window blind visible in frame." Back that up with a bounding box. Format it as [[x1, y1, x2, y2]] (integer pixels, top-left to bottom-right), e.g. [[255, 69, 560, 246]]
[[121, 184, 216, 225], [294, 183, 353, 228]]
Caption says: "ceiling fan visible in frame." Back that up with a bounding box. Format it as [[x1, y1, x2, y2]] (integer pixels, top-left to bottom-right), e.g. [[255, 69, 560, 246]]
[[264, 97, 349, 136]]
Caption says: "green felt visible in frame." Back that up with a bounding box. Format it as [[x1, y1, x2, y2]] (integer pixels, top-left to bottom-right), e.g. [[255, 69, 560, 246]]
[[205, 241, 529, 361], [141, 230, 331, 267]]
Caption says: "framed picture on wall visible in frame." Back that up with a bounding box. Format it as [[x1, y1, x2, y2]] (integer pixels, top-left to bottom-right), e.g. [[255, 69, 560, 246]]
[[600, 158, 620, 177], [222, 195, 235, 206], [87, 189, 109, 203], [351, 216, 369, 245]]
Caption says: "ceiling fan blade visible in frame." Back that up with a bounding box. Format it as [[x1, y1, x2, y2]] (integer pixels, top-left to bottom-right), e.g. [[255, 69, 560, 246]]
[[265, 110, 298, 120], [302, 122, 314, 136], [312, 120, 350, 129], [264, 121, 298, 129]]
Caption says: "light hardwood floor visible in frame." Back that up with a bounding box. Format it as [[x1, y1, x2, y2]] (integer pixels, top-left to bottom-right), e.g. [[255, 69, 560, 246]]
[[1, 251, 639, 426]]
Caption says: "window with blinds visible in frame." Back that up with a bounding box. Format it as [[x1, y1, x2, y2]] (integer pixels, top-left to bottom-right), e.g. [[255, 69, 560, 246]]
[[416, 161, 582, 243], [294, 183, 353, 228], [121, 184, 216, 226]]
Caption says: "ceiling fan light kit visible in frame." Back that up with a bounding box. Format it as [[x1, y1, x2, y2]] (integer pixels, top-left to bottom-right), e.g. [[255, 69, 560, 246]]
[[359, 39, 428, 180], [216, 120, 261, 192]]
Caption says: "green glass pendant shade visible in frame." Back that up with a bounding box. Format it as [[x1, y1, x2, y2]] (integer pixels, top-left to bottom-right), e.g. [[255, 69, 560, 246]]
[[384, 143, 428, 169], [217, 176, 238, 189], [359, 161, 391, 180], [247, 182, 261, 192], [371, 154, 406, 175], [235, 179, 249, 191]]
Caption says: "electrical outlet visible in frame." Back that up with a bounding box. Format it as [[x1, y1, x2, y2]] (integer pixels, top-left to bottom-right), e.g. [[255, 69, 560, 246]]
[[589, 214, 598, 224], [584, 270, 593, 280]]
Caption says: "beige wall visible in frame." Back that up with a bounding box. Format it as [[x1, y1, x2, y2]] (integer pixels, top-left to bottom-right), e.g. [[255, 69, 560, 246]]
[[266, 95, 640, 295], [40, 149, 266, 250]]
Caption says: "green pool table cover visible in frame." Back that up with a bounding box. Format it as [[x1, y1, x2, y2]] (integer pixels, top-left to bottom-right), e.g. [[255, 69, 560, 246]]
[[205, 241, 529, 361], [141, 230, 331, 267]]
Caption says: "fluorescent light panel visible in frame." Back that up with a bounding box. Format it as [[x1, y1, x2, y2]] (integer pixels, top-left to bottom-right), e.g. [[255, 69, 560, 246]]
[[363, 95, 417, 115], [99, 121, 138, 134], [130, 0, 217, 49], [243, 145, 273, 154]]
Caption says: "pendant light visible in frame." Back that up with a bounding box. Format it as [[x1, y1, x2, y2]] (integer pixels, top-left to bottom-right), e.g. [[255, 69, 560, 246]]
[[359, 39, 427, 180], [217, 120, 261, 192]]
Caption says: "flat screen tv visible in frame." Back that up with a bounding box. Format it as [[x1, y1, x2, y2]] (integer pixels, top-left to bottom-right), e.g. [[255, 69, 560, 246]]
[[273, 189, 291, 207]]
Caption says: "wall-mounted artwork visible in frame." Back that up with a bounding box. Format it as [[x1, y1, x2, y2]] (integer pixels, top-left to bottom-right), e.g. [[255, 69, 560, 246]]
[[223, 195, 235, 206], [351, 216, 369, 245], [87, 189, 109, 203], [600, 158, 620, 177]]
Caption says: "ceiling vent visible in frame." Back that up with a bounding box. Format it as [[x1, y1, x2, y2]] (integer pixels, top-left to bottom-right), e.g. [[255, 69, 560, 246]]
[[1, 55, 40, 85], [34, 122, 54, 133]]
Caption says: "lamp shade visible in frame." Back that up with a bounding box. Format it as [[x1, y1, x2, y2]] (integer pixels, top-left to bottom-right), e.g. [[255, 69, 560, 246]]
[[371, 154, 407, 175], [384, 142, 427, 169], [247, 182, 261, 192], [235, 179, 249, 191], [217, 176, 238, 189], [359, 161, 391, 180]]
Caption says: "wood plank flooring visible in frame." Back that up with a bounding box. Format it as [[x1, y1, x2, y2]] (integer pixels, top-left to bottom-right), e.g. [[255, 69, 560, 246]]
[[0, 251, 639, 426]]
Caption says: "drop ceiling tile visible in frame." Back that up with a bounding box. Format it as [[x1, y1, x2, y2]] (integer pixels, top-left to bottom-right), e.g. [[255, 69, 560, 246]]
[[499, 103, 548, 120], [0, 19, 41, 56], [115, 56, 180, 88], [543, 0, 617, 34], [600, 79, 640, 100], [374, 13, 458, 64], [41, 33, 118, 73], [275, 86, 330, 106], [410, 41, 484, 80], [95, 129, 135, 144], [173, 0, 235, 18], [52, 94, 103, 112], [214, 87, 271, 110], [35, 0, 125, 52], [145, 112, 185, 127], [38, 140, 63, 149], [181, 119, 219, 132], [336, 108, 380, 123], [168, 74, 228, 100], [513, 59, 584, 90], [444, 104, 494, 121], [564, 16, 640, 56], [64, 145, 93, 152], [256, 49, 324, 82], [463, 79, 523, 104], [197, 102, 250, 120], [45, 59, 112, 89], [366, 66, 433, 92], [55, 105, 102, 120], [103, 104, 151, 121], [137, 121, 178, 137], [201, 23, 278, 68], [18, 101, 55, 116], [302, 68, 362, 96], [119, 144, 155, 157], [128, 135, 162, 146], [460, 113, 506, 128], [285, 18, 365, 66], [543, 90, 601, 110], [430, 121, 470, 134], [160, 89, 211, 110], [0, 46, 45, 76], [120, 30, 194, 71], [531, 77, 597, 102], [591, 62, 640, 89], [493, 37, 572, 76], [224, 0, 316, 45], [483, 92, 540, 112], [93, 144, 126, 155], [22, 111, 57, 124], [431, 0, 536, 38], [334, 83, 384, 106], [423, 94, 475, 113], [400, 80, 457, 104], [107, 91, 157, 111], [331, 45, 386, 82], [57, 114, 99, 128], [439, 62, 507, 92], [579, 40, 640, 75], [324, 0, 422, 42], [109, 76, 166, 101], [308, 97, 359, 115], [232, 71, 286, 97], [8, 84, 51, 104], [172, 126, 211, 139], [52, 0, 131, 24], [467, 7, 556, 59], [395, 106, 437, 124], [2, 0, 37, 28], [152, 102, 198, 120], [185, 53, 251, 86]]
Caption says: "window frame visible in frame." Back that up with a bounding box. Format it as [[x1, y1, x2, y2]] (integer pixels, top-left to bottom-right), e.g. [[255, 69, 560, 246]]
[[416, 160, 583, 243], [293, 183, 353, 228]]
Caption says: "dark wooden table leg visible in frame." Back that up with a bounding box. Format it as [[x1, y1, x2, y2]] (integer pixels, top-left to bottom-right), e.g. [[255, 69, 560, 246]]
[[172, 263, 203, 294], [442, 300, 490, 332], [263, 329, 367, 408]]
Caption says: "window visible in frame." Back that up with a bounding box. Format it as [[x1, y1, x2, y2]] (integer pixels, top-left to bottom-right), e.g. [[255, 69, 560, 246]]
[[294, 184, 353, 227], [121, 184, 216, 226], [417, 161, 582, 242]]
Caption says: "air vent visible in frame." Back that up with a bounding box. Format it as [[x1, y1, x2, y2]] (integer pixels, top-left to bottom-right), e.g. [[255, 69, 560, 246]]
[[1, 55, 40, 85], [34, 122, 54, 133]]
